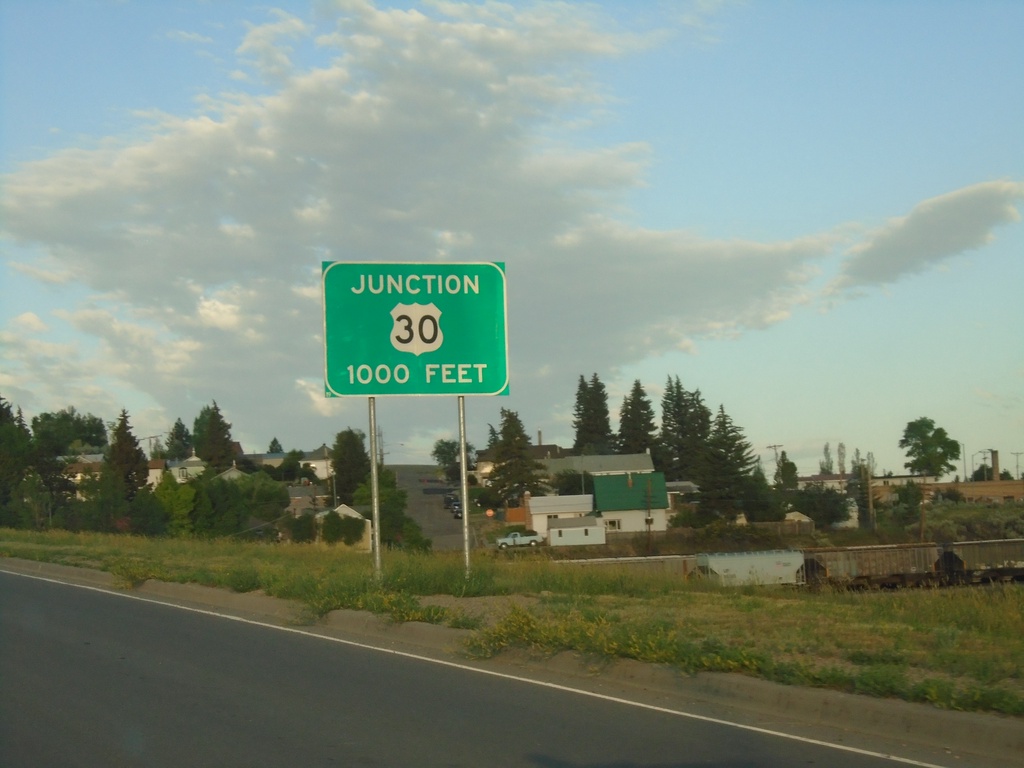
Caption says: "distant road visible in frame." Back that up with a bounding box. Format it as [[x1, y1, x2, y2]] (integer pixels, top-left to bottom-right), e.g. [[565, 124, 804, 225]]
[[1, 570, 931, 768], [392, 463, 466, 550]]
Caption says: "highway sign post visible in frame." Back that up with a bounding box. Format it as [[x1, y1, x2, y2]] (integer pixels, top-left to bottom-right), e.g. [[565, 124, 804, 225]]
[[322, 261, 508, 397], [322, 261, 508, 579]]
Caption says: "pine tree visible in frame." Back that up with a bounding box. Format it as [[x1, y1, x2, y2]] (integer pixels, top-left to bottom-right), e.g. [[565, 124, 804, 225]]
[[572, 373, 614, 455], [105, 409, 149, 501], [701, 405, 757, 518], [486, 408, 545, 506], [165, 418, 192, 461], [0, 395, 33, 513], [268, 437, 283, 453], [657, 376, 686, 480], [193, 402, 235, 472], [681, 388, 712, 486], [617, 379, 657, 455]]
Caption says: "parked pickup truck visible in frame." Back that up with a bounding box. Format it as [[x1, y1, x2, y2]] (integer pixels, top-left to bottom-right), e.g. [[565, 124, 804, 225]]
[[496, 531, 544, 549]]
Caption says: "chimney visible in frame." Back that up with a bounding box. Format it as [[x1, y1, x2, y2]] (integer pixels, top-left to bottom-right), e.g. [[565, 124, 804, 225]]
[[992, 450, 1000, 479]]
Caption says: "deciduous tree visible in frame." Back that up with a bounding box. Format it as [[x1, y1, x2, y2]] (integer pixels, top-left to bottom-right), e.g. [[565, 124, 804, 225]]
[[30, 406, 107, 456], [773, 450, 799, 490], [899, 417, 960, 478], [331, 428, 371, 505]]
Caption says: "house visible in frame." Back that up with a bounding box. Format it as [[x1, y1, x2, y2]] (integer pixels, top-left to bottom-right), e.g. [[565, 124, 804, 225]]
[[168, 451, 207, 483], [474, 442, 571, 485], [302, 444, 333, 480], [541, 452, 655, 481], [216, 462, 249, 482], [548, 516, 606, 547], [286, 484, 330, 515], [147, 459, 167, 487], [796, 473, 850, 492], [666, 480, 700, 511], [592, 472, 670, 534], [525, 493, 593, 538]]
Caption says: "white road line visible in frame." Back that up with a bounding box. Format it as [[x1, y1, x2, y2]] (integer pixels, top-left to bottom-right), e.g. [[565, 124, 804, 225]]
[[1, 567, 950, 768]]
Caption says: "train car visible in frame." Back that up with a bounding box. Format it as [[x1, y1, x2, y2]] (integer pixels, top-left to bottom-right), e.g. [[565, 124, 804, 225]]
[[803, 543, 941, 588], [696, 550, 805, 586], [940, 538, 1024, 584]]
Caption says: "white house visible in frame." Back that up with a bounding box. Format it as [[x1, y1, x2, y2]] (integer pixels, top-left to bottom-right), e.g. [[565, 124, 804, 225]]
[[592, 473, 670, 534], [526, 493, 593, 537], [168, 451, 207, 483]]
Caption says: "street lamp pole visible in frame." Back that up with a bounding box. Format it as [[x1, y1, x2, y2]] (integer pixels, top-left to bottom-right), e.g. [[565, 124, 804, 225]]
[[972, 450, 990, 481]]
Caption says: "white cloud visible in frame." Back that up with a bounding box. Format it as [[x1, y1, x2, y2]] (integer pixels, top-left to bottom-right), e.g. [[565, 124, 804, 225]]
[[168, 30, 214, 45], [829, 181, 1024, 296], [237, 10, 310, 82], [0, 0, 1019, 459], [10, 312, 48, 333]]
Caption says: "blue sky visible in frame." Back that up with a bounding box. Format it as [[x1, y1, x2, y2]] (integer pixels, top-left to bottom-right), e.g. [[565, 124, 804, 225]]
[[2, 0, 1022, 479]]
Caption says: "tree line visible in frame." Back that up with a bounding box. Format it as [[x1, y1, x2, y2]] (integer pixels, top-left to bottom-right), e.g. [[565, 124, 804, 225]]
[[464, 375, 980, 530], [0, 394, 427, 549]]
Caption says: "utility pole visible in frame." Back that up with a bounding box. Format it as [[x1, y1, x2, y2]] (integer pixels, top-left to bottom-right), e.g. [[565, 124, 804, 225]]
[[1013, 452, 1023, 502], [140, 434, 164, 458]]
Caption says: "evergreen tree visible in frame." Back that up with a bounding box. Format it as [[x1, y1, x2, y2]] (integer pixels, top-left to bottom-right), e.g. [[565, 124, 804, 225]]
[[617, 379, 657, 456], [551, 469, 593, 496], [681, 388, 713, 485], [742, 463, 784, 522], [486, 408, 545, 506], [773, 450, 799, 490], [656, 376, 687, 479], [105, 409, 149, 501], [571, 373, 615, 455], [331, 428, 371, 505], [193, 402, 235, 472], [165, 418, 193, 461], [0, 395, 33, 515], [701, 405, 757, 518], [268, 437, 283, 453]]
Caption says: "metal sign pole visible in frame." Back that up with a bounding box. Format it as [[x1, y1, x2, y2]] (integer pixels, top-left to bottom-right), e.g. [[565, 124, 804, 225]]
[[369, 397, 382, 580], [458, 396, 471, 578]]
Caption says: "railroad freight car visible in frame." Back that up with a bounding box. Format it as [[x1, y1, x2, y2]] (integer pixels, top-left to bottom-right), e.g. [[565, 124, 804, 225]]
[[696, 550, 804, 586], [940, 538, 1024, 584], [803, 543, 940, 588]]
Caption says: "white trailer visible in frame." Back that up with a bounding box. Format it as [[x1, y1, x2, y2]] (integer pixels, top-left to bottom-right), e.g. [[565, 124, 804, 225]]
[[697, 550, 804, 586]]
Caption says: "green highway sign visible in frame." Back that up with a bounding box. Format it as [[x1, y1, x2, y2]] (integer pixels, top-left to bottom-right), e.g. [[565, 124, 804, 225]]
[[322, 261, 509, 396]]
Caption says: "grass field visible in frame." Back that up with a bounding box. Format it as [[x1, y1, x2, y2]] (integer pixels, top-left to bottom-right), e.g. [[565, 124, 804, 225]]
[[2, 527, 1022, 717]]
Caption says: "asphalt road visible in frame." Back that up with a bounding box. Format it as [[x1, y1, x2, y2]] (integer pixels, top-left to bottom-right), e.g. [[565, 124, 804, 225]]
[[391, 463, 467, 550], [0, 570, 922, 768]]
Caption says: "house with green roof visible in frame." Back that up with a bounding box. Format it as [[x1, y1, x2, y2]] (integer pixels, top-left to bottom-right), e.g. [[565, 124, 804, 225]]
[[592, 471, 670, 534]]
